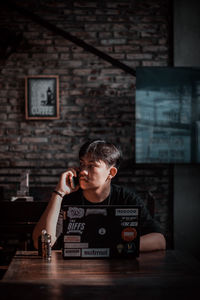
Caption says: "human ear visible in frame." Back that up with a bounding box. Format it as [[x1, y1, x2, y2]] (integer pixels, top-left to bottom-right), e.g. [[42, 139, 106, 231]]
[[108, 166, 117, 179]]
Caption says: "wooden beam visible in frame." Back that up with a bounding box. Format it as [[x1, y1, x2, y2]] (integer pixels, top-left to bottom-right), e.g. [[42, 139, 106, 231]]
[[3, 1, 136, 76]]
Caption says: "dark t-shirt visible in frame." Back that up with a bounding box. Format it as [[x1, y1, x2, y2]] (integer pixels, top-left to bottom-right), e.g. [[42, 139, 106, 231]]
[[55, 184, 163, 241]]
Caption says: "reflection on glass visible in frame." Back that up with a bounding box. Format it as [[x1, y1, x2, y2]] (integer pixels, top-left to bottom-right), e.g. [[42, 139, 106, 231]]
[[136, 67, 200, 163]]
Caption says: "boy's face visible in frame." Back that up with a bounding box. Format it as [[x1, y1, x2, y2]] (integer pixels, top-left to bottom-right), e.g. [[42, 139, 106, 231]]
[[79, 154, 112, 190]]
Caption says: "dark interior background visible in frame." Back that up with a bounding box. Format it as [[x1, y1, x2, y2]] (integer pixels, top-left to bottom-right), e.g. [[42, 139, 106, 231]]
[[0, 0, 200, 260]]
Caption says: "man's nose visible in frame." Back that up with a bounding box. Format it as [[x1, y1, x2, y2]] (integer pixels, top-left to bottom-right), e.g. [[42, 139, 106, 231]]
[[79, 166, 88, 175]]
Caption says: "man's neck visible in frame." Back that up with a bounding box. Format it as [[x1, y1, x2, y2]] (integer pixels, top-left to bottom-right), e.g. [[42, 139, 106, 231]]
[[83, 183, 111, 203]]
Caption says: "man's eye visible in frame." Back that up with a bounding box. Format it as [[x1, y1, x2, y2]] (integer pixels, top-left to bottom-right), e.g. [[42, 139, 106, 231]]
[[86, 164, 95, 169], [79, 163, 95, 169], [80, 164, 92, 168]]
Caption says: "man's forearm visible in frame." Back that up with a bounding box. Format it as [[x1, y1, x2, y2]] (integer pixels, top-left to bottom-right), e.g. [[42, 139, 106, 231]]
[[140, 232, 166, 252], [32, 169, 79, 249], [32, 192, 62, 249]]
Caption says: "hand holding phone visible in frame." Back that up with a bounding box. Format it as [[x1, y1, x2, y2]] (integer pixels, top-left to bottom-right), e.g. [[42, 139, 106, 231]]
[[55, 168, 79, 196]]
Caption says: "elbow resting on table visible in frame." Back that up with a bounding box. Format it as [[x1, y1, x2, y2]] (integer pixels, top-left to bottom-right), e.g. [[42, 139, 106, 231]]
[[140, 232, 166, 252]]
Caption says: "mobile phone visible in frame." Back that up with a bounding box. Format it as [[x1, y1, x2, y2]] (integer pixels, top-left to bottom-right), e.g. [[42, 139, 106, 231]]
[[72, 172, 79, 188]]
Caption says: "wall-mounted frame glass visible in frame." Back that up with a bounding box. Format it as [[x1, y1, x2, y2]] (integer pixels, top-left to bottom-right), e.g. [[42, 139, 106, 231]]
[[25, 75, 59, 120], [135, 67, 200, 163]]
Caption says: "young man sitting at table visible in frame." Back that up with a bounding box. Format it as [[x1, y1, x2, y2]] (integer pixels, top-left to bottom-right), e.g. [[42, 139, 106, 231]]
[[33, 139, 166, 252]]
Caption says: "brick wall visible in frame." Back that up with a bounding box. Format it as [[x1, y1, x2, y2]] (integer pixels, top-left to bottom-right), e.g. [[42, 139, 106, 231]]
[[0, 0, 173, 246]]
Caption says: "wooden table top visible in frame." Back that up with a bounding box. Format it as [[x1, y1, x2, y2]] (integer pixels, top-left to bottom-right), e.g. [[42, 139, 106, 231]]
[[1, 250, 200, 299]]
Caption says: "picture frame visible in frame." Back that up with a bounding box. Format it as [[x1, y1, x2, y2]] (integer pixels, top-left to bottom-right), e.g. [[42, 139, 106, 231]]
[[25, 75, 59, 120]]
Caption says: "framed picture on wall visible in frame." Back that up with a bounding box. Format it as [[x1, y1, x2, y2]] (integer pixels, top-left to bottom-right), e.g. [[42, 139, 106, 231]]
[[25, 75, 59, 120]]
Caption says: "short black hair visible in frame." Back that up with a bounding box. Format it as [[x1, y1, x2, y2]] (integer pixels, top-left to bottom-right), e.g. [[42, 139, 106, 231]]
[[79, 139, 121, 169]]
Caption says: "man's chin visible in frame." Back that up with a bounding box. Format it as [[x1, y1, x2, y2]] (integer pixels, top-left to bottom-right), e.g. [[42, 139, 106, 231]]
[[79, 180, 89, 189]]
